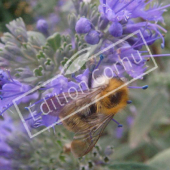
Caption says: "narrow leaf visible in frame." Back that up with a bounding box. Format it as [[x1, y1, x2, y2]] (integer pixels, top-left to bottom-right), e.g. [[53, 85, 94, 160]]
[[147, 148, 170, 170]]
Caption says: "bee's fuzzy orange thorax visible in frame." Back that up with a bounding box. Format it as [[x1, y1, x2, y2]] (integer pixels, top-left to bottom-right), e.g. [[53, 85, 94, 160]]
[[96, 78, 128, 115]]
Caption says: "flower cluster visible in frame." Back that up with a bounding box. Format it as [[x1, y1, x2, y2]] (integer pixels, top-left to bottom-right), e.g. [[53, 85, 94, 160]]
[[0, 115, 15, 170], [0, 0, 169, 140], [0, 70, 39, 115], [0, 0, 170, 130], [0, 1, 169, 168], [74, 0, 170, 80]]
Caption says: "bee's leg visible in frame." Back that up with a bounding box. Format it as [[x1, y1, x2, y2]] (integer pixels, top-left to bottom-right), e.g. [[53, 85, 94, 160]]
[[112, 118, 123, 128]]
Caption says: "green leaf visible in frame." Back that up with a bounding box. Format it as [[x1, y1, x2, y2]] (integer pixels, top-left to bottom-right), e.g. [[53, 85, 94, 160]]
[[59, 155, 66, 162], [147, 148, 170, 170], [111, 144, 135, 160], [108, 162, 158, 170], [111, 142, 159, 161], [37, 51, 46, 59], [56, 140, 63, 148], [129, 92, 165, 147], [27, 31, 46, 46], [34, 66, 43, 76], [61, 57, 69, 66], [47, 33, 61, 52]]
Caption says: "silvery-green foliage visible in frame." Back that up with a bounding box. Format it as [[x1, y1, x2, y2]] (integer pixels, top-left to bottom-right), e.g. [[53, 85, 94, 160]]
[[1, 1, 170, 170], [0, 17, 87, 85]]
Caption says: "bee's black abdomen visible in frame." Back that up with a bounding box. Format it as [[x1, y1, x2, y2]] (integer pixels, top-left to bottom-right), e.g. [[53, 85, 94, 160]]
[[79, 104, 97, 121], [110, 92, 122, 105], [89, 104, 97, 115], [103, 91, 123, 109]]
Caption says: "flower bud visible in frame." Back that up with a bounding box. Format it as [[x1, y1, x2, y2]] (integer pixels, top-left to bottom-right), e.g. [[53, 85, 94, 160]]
[[36, 19, 49, 35], [75, 18, 92, 34], [85, 30, 100, 45], [109, 22, 123, 37], [104, 146, 114, 156]]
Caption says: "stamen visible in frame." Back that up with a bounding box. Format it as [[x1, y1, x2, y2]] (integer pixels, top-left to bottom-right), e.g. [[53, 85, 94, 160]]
[[0, 103, 14, 115], [127, 100, 132, 104], [148, 4, 170, 13], [151, 27, 165, 48], [95, 54, 104, 70], [115, 0, 135, 14], [27, 95, 53, 108], [2, 92, 25, 99], [128, 85, 149, 90], [144, 54, 170, 58], [161, 43, 165, 49], [112, 118, 123, 128], [154, 24, 167, 33], [6, 70, 21, 86], [132, 37, 160, 50], [112, 0, 120, 10]]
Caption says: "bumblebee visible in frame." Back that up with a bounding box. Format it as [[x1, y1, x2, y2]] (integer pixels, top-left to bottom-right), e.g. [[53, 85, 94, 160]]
[[57, 75, 129, 157]]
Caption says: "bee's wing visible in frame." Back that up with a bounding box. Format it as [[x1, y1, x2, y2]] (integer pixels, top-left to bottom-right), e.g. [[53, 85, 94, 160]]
[[41, 89, 99, 117], [71, 114, 113, 158]]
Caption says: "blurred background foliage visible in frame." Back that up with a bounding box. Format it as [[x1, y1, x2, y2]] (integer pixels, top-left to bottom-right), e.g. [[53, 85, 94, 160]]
[[0, 0, 170, 170], [0, 0, 33, 33]]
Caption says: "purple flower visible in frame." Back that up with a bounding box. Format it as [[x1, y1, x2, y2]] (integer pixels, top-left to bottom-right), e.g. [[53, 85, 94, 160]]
[[0, 115, 15, 169], [28, 75, 86, 128], [76, 69, 89, 83], [99, 0, 170, 23], [50, 75, 81, 94], [36, 19, 49, 35], [98, 0, 169, 49], [57, 0, 66, 7], [126, 116, 134, 128], [0, 72, 39, 115], [51, 75, 69, 94], [0, 158, 12, 170], [85, 30, 100, 45], [41, 115, 60, 127], [109, 22, 123, 37], [100, 40, 115, 56], [115, 127, 124, 139], [48, 13, 60, 30], [101, 43, 148, 78], [75, 18, 92, 34]]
